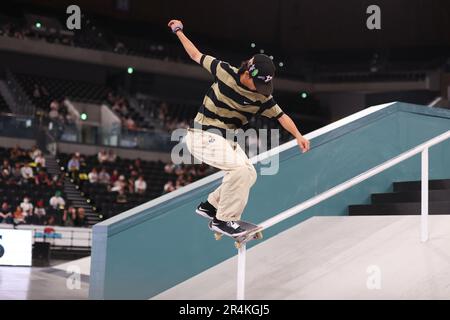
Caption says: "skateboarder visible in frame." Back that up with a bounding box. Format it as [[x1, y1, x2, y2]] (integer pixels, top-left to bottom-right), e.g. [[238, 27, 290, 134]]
[[169, 19, 310, 237]]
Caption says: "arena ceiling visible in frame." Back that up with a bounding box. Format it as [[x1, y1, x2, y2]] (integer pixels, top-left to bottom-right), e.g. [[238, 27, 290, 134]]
[[12, 0, 450, 52]]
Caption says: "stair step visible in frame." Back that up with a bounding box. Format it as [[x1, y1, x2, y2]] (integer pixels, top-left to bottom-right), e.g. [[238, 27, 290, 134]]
[[393, 179, 450, 192], [68, 200, 90, 204], [71, 202, 91, 206], [372, 190, 450, 203], [65, 191, 81, 195], [349, 201, 450, 215]]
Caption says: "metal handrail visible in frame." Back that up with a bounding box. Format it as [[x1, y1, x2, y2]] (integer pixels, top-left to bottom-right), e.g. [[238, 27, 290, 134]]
[[236, 130, 450, 300]]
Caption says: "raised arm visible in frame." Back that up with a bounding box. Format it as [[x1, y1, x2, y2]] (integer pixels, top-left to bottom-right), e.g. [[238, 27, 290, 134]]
[[168, 19, 202, 64], [278, 114, 310, 153]]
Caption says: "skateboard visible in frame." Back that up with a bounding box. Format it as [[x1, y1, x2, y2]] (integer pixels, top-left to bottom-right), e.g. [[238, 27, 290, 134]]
[[208, 220, 263, 249]]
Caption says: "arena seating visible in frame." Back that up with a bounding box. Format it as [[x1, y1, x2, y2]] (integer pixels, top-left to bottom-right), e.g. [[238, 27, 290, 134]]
[[56, 153, 177, 219], [0, 146, 70, 226], [14, 73, 110, 108]]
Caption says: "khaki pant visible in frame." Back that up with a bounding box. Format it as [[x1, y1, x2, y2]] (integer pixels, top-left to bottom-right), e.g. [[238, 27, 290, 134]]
[[185, 128, 257, 221]]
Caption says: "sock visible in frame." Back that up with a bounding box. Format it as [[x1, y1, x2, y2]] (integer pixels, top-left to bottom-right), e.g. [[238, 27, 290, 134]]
[[204, 201, 217, 211]]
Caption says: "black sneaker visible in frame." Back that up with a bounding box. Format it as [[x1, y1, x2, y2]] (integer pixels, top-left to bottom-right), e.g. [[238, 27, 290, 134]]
[[196, 201, 217, 219], [210, 218, 247, 237]]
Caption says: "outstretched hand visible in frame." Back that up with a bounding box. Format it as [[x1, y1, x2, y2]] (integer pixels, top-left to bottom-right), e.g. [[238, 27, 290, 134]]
[[168, 19, 183, 33]]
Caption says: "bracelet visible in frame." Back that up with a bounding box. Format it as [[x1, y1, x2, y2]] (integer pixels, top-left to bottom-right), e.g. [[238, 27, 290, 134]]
[[172, 27, 182, 34]]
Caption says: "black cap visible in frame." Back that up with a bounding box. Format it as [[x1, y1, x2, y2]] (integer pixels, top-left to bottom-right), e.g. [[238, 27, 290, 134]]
[[248, 54, 275, 96]]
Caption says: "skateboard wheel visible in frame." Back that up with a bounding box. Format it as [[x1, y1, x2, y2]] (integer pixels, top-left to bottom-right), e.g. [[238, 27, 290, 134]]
[[214, 233, 222, 241], [255, 232, 263, 240], [234, 242, 241, 249]]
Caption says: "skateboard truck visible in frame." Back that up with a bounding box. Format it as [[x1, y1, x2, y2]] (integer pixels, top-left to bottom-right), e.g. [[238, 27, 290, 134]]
[[208, 220, 263, 248], [213, 230, 263, 249]]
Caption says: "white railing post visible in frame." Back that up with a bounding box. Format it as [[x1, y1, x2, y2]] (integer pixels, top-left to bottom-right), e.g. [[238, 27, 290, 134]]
[[237, 244, 247, 300], [421, 148, 429, 242]]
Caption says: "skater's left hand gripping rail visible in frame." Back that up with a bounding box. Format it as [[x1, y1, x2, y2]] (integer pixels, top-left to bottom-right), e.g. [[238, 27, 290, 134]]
[[168, 19, 202, 64]]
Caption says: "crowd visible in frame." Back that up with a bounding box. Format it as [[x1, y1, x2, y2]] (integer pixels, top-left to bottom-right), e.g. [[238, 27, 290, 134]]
[[0, 145, 63, 187], [64, 149, 148, 204], [162, 163, 215, 194], [0, 145, 88, 227], [0, 194, 87, 227], [106, 91, 139, 130]]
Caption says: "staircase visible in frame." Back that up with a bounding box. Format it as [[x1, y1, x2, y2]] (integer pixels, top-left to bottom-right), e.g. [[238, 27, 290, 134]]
[[349, 179, 450, 215], [46, 154, 101, 226], [63, 177, 101, 226], [45, 154, 62, 176]]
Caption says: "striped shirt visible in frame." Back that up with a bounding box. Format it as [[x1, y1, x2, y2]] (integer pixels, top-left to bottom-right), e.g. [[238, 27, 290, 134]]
[[194, 55, 284, 131]]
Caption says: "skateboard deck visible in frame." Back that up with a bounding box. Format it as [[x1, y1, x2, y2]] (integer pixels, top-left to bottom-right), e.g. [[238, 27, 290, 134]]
[[208, 220, 263, 248]]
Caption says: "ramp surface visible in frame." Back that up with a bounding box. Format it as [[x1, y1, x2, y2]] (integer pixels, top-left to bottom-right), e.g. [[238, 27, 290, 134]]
[[154, 215, 450, 299]]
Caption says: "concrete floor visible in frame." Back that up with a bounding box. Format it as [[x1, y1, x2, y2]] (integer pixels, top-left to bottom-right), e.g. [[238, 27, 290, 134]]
[[154, 215, 450, 300], [0, 259, 89, 299]]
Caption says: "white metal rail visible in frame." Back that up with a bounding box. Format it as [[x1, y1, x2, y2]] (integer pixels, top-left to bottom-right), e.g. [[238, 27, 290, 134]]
[[236, 130, 450, 300]]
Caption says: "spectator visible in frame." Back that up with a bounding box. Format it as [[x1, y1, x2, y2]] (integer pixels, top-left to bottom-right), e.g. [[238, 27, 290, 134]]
[[107, 149, 117, 162], [20, 196, 33, 223], [49, 190, 66, 210], [35, 170, 51, 186], [10, 145, 24, 161], [20, 162, 34, 183], [45, 215, 57, 226], [111, 175, 126, 192], [0, 202, 13, 224], [34, 151, 46, 167], [74, 207, 87, 227], [110, 169, 119, 184], [164, 163, 174, 174], [125, 117, 137, 130], [29, 145, 41, 160], [67, 154, 80, 176], [1, 159, 11, 173], [116, 189, 127, 203], [13, 206, 25, 225], [106, 91, 116, 105], [130, 167, 139, 179], [88, 168, 99, 184], [134, 158, 142, 170], [75, 152, 86, 168], [49, 105, 60, 121], [62, 207, 77, 227], [33, 200, 46, 225], [11, 162, 22, 184], [52, 173, 64, 187], [127, 177, 135, 194], [50, 100, 59, 111], [98, 168, 110, 184], [67, 154, 80, 172], [98, 149, 108, 163], [135, 175, 147, 194], [1, 168, 11, 184], [163, 180, 175, 194]]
